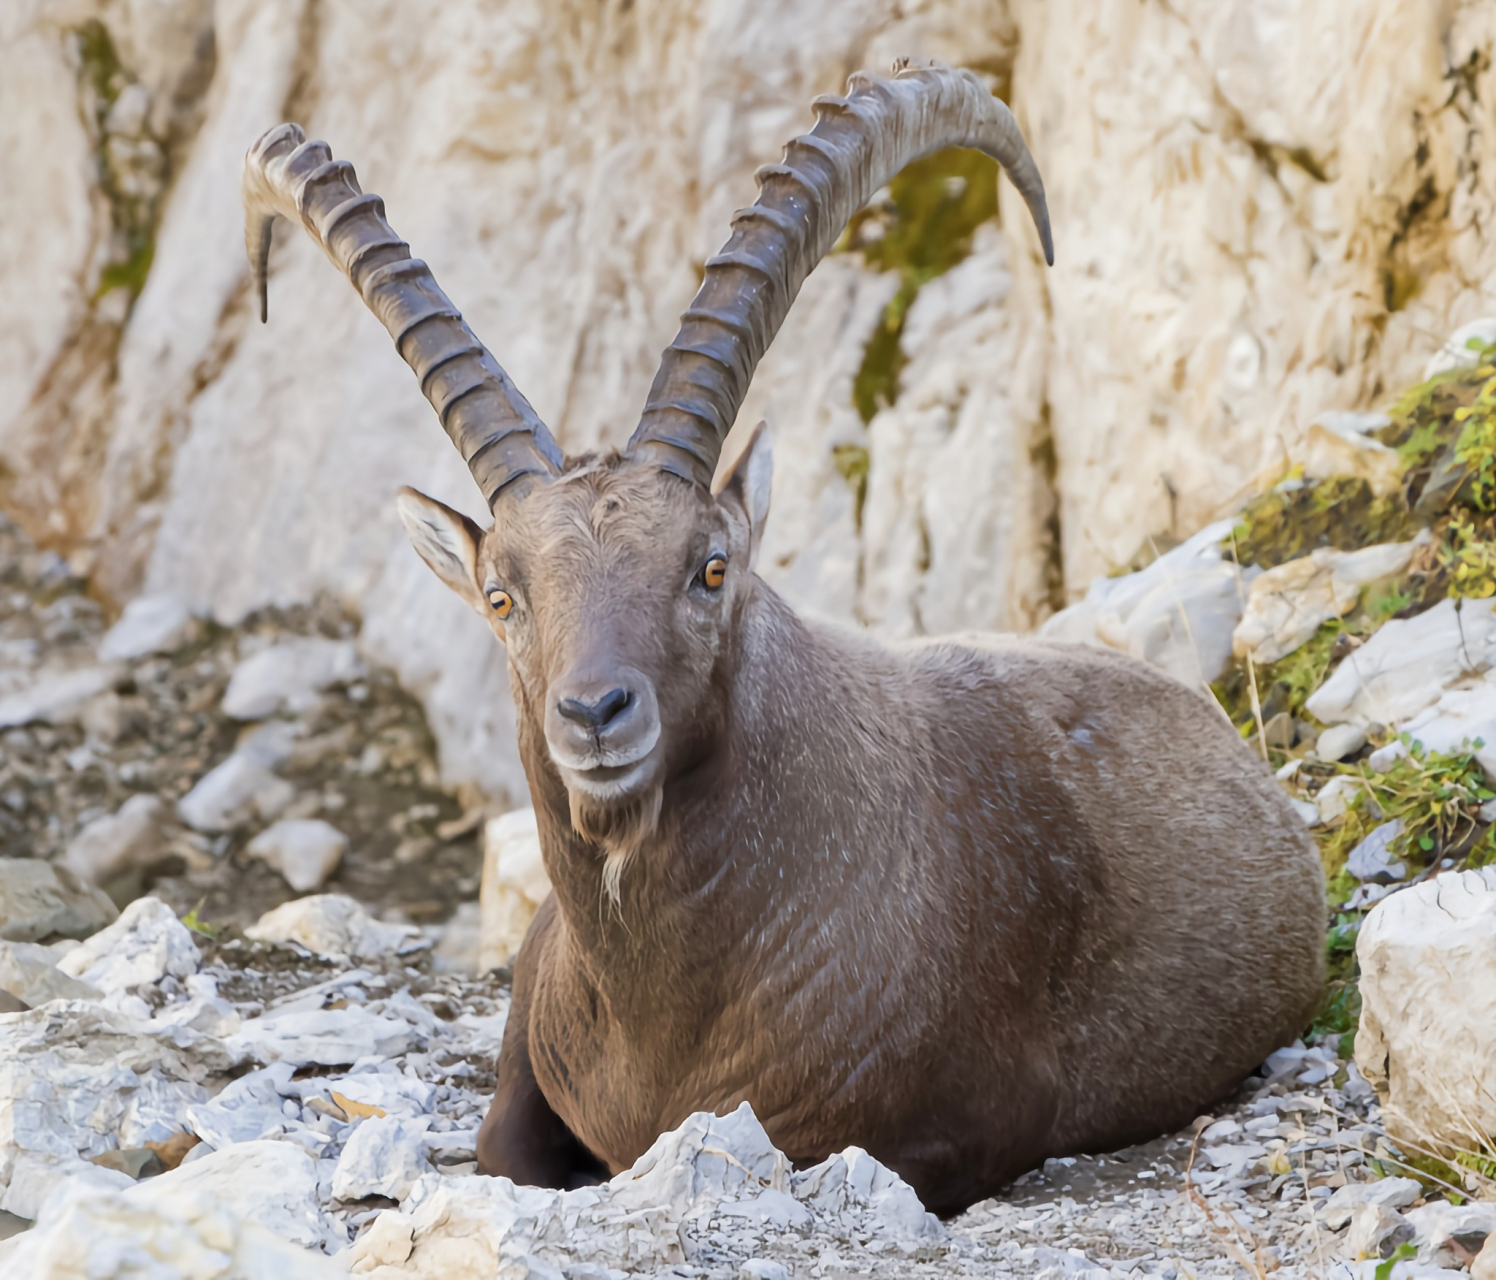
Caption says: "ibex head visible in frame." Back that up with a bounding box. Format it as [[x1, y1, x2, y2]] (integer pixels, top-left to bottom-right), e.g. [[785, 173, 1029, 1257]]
[[244, 63, 1052, 863]]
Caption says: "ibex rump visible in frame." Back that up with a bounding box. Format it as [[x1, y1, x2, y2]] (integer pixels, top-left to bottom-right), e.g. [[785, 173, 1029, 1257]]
[[244, 64, 1324, 1215]]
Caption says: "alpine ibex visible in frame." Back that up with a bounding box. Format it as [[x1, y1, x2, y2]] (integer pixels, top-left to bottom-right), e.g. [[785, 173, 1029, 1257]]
[[244, 63, 1324, 1215]]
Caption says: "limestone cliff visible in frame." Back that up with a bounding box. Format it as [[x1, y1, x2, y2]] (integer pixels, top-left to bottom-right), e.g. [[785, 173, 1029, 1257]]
[[2, 0, 1492, 799]]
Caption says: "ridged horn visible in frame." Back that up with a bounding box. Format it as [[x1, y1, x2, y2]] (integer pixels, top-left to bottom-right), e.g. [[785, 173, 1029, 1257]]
[[627, 62, 1053, 487], [243, 123, 562, 505]]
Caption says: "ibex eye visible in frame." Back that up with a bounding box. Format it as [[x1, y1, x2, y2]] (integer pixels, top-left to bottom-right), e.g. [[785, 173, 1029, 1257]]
[[701, 556, 728, 590], [487, 588, 514, 619]]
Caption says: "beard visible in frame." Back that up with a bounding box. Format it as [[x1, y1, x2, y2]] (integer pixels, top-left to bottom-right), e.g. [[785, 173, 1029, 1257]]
[[567, 783, 663, 908]]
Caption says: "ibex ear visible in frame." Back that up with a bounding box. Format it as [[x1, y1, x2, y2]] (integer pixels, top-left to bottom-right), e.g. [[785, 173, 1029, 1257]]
[[712, 420, 773, 565], [395, 487, 488, 615]]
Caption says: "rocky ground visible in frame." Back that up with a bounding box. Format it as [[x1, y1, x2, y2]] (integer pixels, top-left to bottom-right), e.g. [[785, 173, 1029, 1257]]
[[5, 338, 1496, 1274]]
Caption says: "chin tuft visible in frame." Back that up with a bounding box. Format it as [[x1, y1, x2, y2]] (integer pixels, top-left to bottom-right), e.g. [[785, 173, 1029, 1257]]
[[567, 785, 663, 908]]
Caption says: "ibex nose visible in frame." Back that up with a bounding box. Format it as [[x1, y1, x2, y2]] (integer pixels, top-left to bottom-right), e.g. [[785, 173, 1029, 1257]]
[[557, 687, 632, 733]]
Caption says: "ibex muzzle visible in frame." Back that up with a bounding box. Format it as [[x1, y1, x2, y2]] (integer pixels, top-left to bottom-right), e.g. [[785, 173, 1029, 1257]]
[[246, 63, 1323, 1216]]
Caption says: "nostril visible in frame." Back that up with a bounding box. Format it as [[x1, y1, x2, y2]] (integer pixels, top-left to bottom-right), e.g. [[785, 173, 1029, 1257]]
[[594, 687, 630, 726], [557, 688, 632, 732]]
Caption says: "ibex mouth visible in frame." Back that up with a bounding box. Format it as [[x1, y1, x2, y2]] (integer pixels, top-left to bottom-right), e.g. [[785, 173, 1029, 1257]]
[[563, 755, 656, 799]]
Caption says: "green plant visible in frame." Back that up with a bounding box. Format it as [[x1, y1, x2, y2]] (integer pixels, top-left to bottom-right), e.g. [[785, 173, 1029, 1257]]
[[1230, 476, 1414, 570], [1375, 1242, 1417, 1280], [1440, 511, 1496, 598]]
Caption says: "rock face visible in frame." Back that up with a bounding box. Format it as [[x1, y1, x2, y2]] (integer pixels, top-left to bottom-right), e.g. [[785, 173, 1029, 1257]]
[[1355, 867, 1496, 1154], [4, 2, 1495, 799]]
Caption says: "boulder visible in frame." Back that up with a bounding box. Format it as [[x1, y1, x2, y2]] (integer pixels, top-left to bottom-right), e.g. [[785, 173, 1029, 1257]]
[[1297, 414, 1403, 499], [246, 818, 348, 892], [1399, 677, 1496, 781], [1344, 821, 1407, 885], [56, 896, 199, 994], [1406, 1200, 1496, 1269], [61, 794, 170, 884], [1355, 868, 1496, 1153], [177, 751, 296, 832], [0, 858, 117, 943], [1320, 1177, 1424, 1232], [0, 941, 100, 1006], [1317, 723, 1369, 763], [245, 894, 425, 963], [1307, 599, 1496, 728], [222, 638, 363, 720], [1040, 520, 1252, 689], [1233, 540, 1420, 666], [97, 594, 195, 662], [479, 808, 550, 972]]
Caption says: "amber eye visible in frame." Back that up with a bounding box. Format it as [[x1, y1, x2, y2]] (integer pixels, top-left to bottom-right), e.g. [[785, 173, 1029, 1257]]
[[701, 556, 727, 590], [487, 588, 513, 619]]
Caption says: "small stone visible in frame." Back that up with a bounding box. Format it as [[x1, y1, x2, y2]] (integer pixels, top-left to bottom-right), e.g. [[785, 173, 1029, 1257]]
[[246, 819, 348, 892], [1369, 740, 1411, 773], [222, 637, 363, 720], [97, 595, 195, 662], [0, 666, 119, 729], [479, 807, 551, 971], [1320, 1177, 1423, 1231], [62, 794, 170, 884], [330, 1114, 432, 1201], [177, 752, 296, 832], [0, 939, 101, 1005], [1345, 820, 1407, 884], [56, 896, 199, 993], [1316, 723, 1369, 763], [1347, 1203, 1415, 1261], [740, 1262, 791, 1280], [1314, 775, 1364, 826], [245, 894, 425, 962], [0, 857, 118, 942], [1423, 317, 1496, 379], [1262, 711, 1295, 750]]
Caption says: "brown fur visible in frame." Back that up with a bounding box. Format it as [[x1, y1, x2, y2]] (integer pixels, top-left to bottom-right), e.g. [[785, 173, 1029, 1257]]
[[398, 446, 1325, 1218]]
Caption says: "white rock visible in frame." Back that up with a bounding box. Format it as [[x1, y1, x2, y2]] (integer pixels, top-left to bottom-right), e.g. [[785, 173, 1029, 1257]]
[[1298, 417, 1403, 499], [246, 894, 425, 962], [0, 940, 100, 1006], [1345, 821, 1407, 884], [97, 594, 195, 662], [222, 637, 363, 720], [57, 897, 199, 994], [0, 857, 117, 943], [1369, 740, 1411, 772], [1355, 868, 1496, 1152], [1315, 775, 1367, 826], [1347, 1202, 1415, 1261], [128, 1139, 344, 1252], [227, 1005, 414, 1068], [1041, 520, 1251, 689], [1307, 599, 1496, 727], [1318, 723, 1370, 764], [61, 793, 169, 884], [1320, 1177, 1424, 1232], [177, 751, 296, 832], [479, 808, 550, 971], [1400, 676, 1496, 781], [0, 666, 118, 730], [0, 1184, 345, 1278], [247, 819, 348, 892], [0, 1151, 134, 1223], [1405, 1200, 1496, 1268], [348, 1103, 940, 1277], [1423, 318, 1496, 380], [332, 1114, 433, 1201]]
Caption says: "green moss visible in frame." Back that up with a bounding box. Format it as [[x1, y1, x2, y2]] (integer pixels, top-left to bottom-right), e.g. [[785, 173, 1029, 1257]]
[[72, 20, 160, 304], [1231, 476, 1415, 570], [842, 146, 1002, 422], [831, 443, 870, 531]]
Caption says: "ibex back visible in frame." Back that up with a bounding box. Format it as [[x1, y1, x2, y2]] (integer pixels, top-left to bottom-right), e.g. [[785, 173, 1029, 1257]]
[[244, 63, 1324, 1215]]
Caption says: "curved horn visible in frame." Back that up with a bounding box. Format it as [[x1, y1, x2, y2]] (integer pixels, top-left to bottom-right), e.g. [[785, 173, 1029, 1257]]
[[244, 123, 562, 505], [628, 63, 1053, 487]]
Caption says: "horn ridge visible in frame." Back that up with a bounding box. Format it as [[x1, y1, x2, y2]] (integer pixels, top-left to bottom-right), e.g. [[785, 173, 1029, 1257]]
[[628, 63, 1054, 487], [243, 123, 562, 504]]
